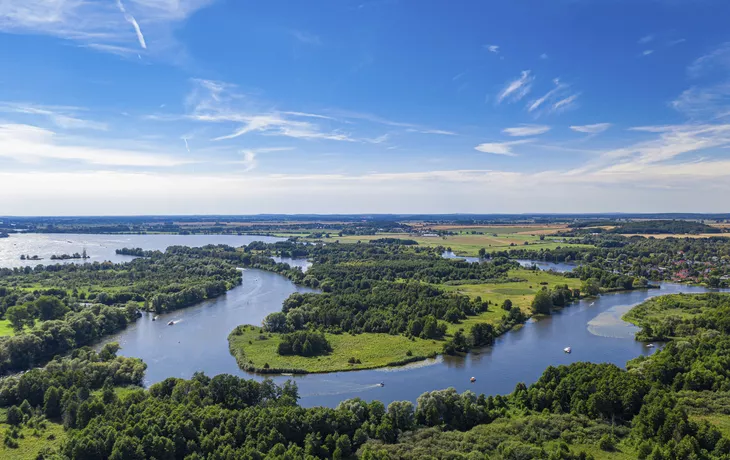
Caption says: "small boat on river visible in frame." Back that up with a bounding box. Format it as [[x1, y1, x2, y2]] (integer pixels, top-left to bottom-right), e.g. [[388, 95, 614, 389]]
[[168, 321, 175, 326], [646, 343, 655, 348], [564, 347, 572, 354], [470, 377, 476, 383]]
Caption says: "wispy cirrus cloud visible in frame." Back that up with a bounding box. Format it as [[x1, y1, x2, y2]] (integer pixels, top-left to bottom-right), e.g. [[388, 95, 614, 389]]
[[553, 93, 580, 112], [570, 123, 730, 176], [527, 78, 580, 115], [486, 44, 499, 54], [527, 78, 566, 113], [474, 139, 531, 156], [116, 0, 146, 49], [674, 43, 730, 120], [0, 0, 215, 56], [0, 123, 192, 167], [502, 124, 550, 137], [638, 34, 655, 44], [0, 102, 108, 131], [570, 123, 612, 134], [497, 71, 533, 104]]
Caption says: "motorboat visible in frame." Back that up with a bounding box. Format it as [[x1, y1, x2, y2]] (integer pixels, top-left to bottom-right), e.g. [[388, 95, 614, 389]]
[[377, 382, 385, 387], [168, 320, 175, 326], [646, 343, 655, 348], [564, 347, 572, 354], [470, 377, 476, 383]]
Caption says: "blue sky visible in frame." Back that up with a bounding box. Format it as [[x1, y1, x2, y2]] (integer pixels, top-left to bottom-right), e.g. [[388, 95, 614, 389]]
[[1, 0, 729, 215]]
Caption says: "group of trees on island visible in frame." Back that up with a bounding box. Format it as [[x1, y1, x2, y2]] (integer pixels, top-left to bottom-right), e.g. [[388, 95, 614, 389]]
[[277, 330, 332, 357]]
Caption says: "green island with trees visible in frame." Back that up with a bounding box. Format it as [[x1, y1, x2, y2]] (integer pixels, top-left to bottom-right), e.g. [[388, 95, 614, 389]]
[[227, 241, 651, 374]]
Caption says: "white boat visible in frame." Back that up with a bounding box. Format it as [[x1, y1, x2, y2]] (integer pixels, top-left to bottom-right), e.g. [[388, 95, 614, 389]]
[[470, 377, 476, 383], [377, 382, 385, 387], [168, 320, 175, 326], [646, 343, 655, 348], [564, 347, 572, 354]]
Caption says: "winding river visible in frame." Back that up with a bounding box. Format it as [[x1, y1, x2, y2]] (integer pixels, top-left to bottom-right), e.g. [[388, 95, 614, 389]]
[[2, 234, 727, 408]]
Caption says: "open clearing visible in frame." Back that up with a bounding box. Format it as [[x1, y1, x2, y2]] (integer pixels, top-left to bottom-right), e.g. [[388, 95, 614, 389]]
[[438, 269, 583, 334], [0, 409, 65, 459], [0, 320, 15, 337]]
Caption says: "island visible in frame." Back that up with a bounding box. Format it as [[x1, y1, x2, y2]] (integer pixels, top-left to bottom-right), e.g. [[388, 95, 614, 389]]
[[50, 249, 90, 260]]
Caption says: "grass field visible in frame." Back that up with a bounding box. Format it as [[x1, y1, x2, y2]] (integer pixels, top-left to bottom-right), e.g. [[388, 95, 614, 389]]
[[308, 232, 591, 256], [692, 414, 730, 438], [0, 409, 65, 459], [229, 327, 442, 373], [0, 320, 16, 337], [438, 269, 583, 334]]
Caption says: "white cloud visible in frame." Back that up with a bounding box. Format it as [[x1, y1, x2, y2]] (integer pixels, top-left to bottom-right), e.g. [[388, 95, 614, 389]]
[[0, 102, 108, 131], [116, 0, 147, 49], [497, 71, 533, 104], [502, 125, 551, 137], [642, 50, 654, 56], [688, 42, 730, 78], [486, 45, 499, 54], [474, 139, 531, 156], [553, 94, 580, 112], [638, 34, 655, 44], [0, 123, 192, 167], [570, 123, 612, 134], [668, 38, 686, 47], [574, 124, 730, 176], [527, 78, 566, 113], [406, 128, 456, 136], [671, 83, 730, 119], [674, 44, 730, 120], [0, 0, 214, 56], [5, 157, 730, 215], [540, 53, 549, 60]]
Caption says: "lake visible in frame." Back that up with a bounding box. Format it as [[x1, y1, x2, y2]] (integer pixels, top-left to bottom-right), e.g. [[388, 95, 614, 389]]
[[442, 251, 576, 273], [0, 233, 286, 268]]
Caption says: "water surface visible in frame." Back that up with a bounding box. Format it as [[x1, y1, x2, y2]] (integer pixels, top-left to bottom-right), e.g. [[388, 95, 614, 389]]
[[0, 233, 285, 268]]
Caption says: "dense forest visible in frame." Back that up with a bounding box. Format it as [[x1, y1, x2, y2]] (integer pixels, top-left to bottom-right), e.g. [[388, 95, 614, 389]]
[[5, 296, 730, 458]]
